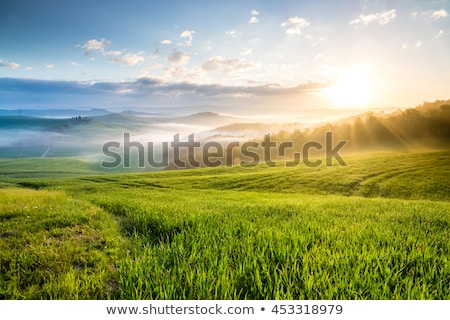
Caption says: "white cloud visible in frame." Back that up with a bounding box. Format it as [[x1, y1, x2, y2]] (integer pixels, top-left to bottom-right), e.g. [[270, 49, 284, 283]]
[[411, 9, 448, 21], [249, 16, 259, 24], [23, 66, 33, 71], [349, 9, 396, 26], [249, 9, 260, 23], [103, 50, 122, 57], [226, 30, 241, 38], [180, 30, 194, 38], [168, 50, 191, 65], [0, 60, 20, 69], [202, 56, 254, 73], [431, 9, 448, 19], [138, 63, 164, 78], [240, 48, 253, 56], [70, 61, 82, 67], [379, 10, 397, 24], [201, 56, 225, 71], [8, 62, 20, 69], [435, 30, 444, 39], [82, 38, 111, 52], [350, 14, 378, 25], [280, 16, 310, 35], [46, 64, 55, 69], [160, 39, 172, 45], [79, 38, 145, 67], [180, 30, 195, 46], [401, 42, 425, 50], [108, 51, 145, 66]]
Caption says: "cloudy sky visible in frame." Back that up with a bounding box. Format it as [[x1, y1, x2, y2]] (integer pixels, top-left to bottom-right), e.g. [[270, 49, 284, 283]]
[[0, 0, 449, 119]]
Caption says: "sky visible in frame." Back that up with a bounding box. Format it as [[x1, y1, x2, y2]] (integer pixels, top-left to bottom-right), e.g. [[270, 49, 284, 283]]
[[0, 0, 449, 120]]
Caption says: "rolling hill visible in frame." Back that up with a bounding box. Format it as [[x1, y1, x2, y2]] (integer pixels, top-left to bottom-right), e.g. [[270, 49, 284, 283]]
[[0, 151, 449, 299]]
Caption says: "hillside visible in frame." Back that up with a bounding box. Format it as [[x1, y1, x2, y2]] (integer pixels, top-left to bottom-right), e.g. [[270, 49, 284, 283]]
[[0, 150, 449, 300], [0, 108, 110, 118], [270, 100, 450, 153], [14, 150, 447, 201], [174, 112, 239, 127], [1, 103, 449, 300], [0, 158, 104, 180], [2, 99, 449, 161], [0, 111, 242, 159], [1, 151, 449, 201]]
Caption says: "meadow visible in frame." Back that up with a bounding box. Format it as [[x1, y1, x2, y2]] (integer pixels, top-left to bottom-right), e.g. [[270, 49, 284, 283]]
[[0, 150, 449, 299]]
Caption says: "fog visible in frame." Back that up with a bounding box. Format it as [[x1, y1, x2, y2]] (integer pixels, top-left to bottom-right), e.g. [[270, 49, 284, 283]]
[[0, 112, 264, 161], [4, 101, 446, 166]]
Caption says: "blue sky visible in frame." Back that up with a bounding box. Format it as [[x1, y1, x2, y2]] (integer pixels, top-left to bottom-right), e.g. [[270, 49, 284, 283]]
[[1, 0, 449, 118]]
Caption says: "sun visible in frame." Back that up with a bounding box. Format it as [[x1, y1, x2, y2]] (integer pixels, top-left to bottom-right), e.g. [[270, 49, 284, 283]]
[[321, 71, 374, 108]]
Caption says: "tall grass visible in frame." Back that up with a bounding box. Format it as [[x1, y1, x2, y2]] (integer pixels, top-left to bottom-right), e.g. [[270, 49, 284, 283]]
[[0, 189, 125, 299], [0, 151, 449, 299], [89, 189, 450, 299]]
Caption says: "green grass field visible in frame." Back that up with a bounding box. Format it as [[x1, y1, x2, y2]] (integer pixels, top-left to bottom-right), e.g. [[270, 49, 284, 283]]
[[0, 158, 102, 179], [0, 151, 449, 299]]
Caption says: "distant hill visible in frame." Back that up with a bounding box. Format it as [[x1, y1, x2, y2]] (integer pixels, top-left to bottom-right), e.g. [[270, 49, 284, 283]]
[[0, 110, 243, 158], [211, 122, 303, 135], [416, 99, 450, 113], [0, 111, 241, 136], [91, 113, 156, 128], [0, 116, 66, 130], [0, 115, 102, 133], [87, 111, 241, 128], [0, 108, 111, 118], [2, 101, 449, 160], [174, 112, 239, 127], [269, 99, 450, 154], [120, 110, 169, 117]]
